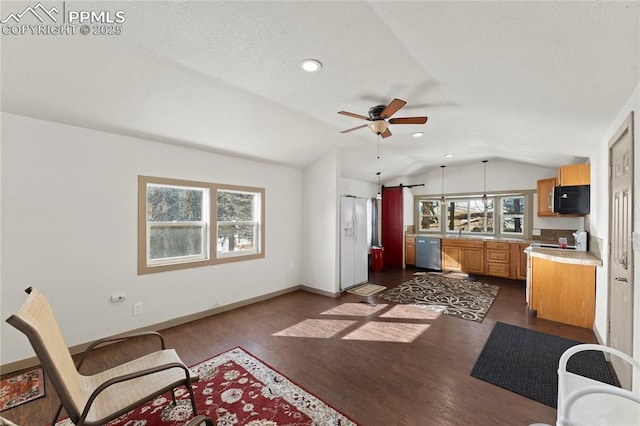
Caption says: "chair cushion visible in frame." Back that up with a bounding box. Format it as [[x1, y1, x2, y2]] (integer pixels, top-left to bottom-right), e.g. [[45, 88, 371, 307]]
[[78, 349, 191, 424]]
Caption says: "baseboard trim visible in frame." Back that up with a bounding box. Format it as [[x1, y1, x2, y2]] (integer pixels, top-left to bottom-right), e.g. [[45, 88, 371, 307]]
[[300, 285, 341, 298], [2, 284, 307, 375]]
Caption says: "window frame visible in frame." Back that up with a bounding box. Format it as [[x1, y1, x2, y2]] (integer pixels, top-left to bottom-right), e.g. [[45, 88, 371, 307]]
[[138, 176, 265, 275]]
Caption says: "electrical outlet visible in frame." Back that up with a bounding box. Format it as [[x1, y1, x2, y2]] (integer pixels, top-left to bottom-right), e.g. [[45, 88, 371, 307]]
[[133, 302, 143, 316], [532, 229, 541, 236], [110, 293, 126, 303]]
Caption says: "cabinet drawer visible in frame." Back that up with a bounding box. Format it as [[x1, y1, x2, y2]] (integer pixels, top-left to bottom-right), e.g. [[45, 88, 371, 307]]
[[442, 239, 484, 249], [486, 249, 509, 263], [486, 263, 510, 278], [406, 236, 416, 243], [485, 241, 510, 250]]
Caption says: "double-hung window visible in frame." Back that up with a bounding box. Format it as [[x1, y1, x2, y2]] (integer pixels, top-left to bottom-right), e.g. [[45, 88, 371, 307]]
[[138, 176, 265, 274], [146, 183, 209, 265], [216, 186, 262, 257], [447, 198, 494, 234], [500, 195, 525, 235]]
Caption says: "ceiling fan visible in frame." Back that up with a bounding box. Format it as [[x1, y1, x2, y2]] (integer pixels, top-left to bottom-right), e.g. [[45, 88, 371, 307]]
[[338, 98, 428, 138]]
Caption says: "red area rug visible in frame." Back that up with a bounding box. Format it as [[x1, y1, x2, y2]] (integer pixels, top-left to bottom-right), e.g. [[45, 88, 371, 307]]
[[0, 368, 45, 411], [55, 347, 357, 425]]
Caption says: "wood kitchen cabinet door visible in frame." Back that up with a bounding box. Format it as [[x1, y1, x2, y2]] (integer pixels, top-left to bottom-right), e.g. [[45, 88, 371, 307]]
[[516, 243, 529, 280], [557, 164, 590, 186], [442, 246, 462, 271], [405, 236, 416, 266], [537, 177, 557, 216], [462, 248, 484, 274]]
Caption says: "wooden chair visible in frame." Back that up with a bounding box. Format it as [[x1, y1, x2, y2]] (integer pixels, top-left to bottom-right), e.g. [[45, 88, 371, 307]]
[[6, 288, 199, 426]]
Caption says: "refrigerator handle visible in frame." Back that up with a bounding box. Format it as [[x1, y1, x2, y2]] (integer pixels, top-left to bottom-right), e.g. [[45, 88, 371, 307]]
[[353, 214, 357, 242]]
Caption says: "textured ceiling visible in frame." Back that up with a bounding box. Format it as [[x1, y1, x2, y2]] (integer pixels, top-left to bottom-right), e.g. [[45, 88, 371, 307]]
[[2, 1, 639, 182]]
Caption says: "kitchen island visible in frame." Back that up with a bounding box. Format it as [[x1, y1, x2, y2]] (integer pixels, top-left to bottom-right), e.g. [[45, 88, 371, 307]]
[[528, 247, 602, 328]]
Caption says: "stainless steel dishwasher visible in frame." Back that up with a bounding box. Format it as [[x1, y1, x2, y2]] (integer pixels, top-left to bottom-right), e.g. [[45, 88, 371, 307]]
[[416, 236, 442, 270]]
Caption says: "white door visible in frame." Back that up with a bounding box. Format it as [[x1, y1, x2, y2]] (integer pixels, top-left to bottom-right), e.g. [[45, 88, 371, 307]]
[[608, 112, 634, 390], [340, 196, 355, 289]]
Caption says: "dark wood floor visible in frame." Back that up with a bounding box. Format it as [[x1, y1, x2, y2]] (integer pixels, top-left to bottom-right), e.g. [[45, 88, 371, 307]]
[[2, 267, 601, 426]]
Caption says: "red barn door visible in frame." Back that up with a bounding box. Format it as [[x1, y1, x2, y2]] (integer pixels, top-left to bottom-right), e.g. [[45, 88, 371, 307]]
[[381, 187, 403, 267]]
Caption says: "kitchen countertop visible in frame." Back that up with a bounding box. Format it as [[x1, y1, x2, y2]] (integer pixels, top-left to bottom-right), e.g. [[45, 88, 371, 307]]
[[529, 247, 602, 267], [405, 234, 532, 243]]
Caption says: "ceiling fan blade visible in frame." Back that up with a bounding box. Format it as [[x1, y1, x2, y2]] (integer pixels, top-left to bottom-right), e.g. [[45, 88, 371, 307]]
[[381, 98, 407, 119], [381, 128, 392, 138], [388, 117, 428, 125], [340, 124, 368, 134], [338, 111, 369, 121]]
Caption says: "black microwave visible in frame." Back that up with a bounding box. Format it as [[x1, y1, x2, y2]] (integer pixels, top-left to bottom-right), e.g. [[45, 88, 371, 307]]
[[553, 185, 590, 215]]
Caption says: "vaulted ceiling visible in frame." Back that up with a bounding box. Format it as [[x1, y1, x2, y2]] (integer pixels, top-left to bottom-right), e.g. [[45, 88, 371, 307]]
[[2, 1, 638, 182]]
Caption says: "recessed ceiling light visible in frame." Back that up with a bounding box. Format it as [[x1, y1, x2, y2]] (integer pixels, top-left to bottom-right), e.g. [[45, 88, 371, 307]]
[[411, 132, 425, 138], [300, 59, 322, 72], [444, 153, 455, 158]]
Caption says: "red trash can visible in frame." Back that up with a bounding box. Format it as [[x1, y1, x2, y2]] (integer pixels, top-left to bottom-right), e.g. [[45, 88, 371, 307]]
[[370, 246, 384, 272]]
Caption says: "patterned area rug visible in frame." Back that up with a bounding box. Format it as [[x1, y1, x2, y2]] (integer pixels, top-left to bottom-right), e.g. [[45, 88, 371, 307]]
[[55, 347, 357, 425], [376, 273, 499, 322], [0, 368, 45, 412]]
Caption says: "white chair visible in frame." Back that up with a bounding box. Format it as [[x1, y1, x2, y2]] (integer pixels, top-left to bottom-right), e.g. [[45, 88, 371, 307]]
[[556, 343, 640, 426]]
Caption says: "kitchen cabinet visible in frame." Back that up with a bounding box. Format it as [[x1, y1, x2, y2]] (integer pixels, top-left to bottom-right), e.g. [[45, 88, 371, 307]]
[[537, 177, 557, 216], [441, 239, 484, 274], [485, 241, 511, 278], [515, 243, 529, 281], [530, 256, 595, 328], [557, 164, 590, 186], [405, 236, 415, 266]]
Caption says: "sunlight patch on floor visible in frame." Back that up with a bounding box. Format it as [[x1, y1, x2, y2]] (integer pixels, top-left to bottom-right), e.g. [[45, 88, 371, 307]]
[[320, 303, 389, 316], [341, 322, 431, 343], [272, 319, 357, 338], [379, 304, 443, 320]]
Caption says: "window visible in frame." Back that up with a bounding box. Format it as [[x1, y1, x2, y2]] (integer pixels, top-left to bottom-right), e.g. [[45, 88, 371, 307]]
[[418, 200, 442, 232], [146, 183, 209, 265], [447, 198, 494, 234], [138, 176, 265, 274], [415, 192, 529, 237], [500, 196, 524, 235], [216, 187, 262, 257]]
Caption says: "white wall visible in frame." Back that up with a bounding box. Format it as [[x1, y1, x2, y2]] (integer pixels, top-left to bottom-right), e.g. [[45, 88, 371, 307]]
[[339, 177, 376, 199], [591, 82, 640, 391], [1, 113, 304, 364], [302, 149, 340, 294]]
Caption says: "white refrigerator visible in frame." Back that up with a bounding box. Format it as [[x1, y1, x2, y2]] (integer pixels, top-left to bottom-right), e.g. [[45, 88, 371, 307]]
[[340, 196, 369, 290]]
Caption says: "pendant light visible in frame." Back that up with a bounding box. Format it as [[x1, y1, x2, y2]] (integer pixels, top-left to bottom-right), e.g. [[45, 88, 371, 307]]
[[482, 160, 488, 206], [440, 165, 446, 206], [376, 172, 382, 200]]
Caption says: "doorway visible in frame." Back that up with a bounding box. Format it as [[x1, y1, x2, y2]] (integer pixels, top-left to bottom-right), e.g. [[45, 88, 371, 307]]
[[608, 111, 635, 389]]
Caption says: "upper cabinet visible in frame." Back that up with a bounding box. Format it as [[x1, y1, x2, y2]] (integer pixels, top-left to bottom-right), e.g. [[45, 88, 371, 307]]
[[537, 164, 590, 217], [557, 164, 590, 186], [537, 177, 557, 216]]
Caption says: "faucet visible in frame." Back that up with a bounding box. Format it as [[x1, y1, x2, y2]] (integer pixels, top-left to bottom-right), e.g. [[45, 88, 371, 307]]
[[459, 229, 462, 237]]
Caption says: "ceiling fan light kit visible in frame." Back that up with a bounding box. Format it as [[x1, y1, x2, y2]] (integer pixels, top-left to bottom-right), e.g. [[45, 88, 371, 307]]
[[367, 120, 390, 134]]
